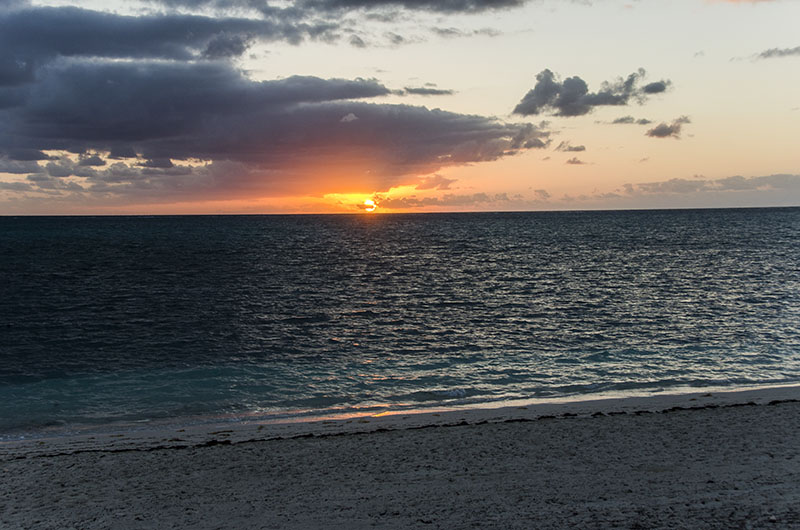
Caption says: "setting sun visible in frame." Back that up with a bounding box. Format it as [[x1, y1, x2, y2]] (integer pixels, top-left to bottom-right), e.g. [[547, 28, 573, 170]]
[[363, 199, 376, 212]]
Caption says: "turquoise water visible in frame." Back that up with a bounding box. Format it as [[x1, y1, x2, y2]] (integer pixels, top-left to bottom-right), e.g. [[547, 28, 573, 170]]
[[1, 208, 799, 438]]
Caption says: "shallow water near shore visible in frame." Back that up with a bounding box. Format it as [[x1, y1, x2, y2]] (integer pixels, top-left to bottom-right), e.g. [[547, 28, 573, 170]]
[[2, 208, 799, 439]]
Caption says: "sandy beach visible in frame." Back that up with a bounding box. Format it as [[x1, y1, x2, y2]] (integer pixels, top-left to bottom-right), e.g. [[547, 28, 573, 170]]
[[2, 386, 800, 529]]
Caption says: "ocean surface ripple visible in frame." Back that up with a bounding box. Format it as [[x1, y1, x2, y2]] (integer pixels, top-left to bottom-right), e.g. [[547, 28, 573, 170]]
[[1, 208, 799, 436]]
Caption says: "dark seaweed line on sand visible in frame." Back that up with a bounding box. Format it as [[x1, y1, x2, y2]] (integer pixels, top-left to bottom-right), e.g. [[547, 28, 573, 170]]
[[6, 399, 797, 462]]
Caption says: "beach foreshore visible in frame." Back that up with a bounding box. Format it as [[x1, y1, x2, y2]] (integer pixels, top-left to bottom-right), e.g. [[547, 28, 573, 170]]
[[2, 385, 799, 529]]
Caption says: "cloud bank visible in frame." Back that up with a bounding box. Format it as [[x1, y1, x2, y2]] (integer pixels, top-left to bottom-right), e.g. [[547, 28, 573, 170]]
[[0, 2, 549, 206]]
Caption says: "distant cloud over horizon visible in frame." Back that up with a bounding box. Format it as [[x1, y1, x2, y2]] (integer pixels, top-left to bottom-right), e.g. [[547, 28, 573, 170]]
[[375, 191, 512, 209], [624, 174, 800, 195], [513, 68, 671, 117]]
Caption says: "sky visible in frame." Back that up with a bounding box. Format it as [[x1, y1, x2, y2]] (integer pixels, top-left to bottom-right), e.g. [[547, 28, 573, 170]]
[[0, 0, 798, 214]]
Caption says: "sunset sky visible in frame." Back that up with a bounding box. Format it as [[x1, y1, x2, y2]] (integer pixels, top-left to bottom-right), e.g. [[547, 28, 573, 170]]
[[0, 0, 798, 214]]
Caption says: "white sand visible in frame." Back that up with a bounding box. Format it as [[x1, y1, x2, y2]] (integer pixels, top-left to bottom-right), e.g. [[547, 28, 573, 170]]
[[2, 386, 799, 529]]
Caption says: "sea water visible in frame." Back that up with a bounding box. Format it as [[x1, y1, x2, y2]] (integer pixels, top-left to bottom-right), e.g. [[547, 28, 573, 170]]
[[1, 208, 799, 438]]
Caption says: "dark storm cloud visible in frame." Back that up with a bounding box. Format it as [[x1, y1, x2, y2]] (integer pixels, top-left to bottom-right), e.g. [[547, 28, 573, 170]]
[[77, 154, 106, 167], [755, 46, 800, 59], [0, 5, 342, 87], [1, 57, 548, 198], [44, 158, 75, 178], [554, 141, 585, 152], [0, 0, 29, 12], [5, 148, 52, 160], [202, 34, 255, 59], [0, 0, 516, 94], [0, 156, 39, 174], [109, 146, 138, 160], [645, 116, 690, 139], [0, 1, 550, 202], [2, 60, 391, 149], [513, 68, 671, 117]]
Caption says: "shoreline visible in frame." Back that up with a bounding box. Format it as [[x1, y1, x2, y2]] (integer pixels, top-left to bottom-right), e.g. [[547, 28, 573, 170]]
[[2, 384, 799, 529], [4, 383, 798, 460]]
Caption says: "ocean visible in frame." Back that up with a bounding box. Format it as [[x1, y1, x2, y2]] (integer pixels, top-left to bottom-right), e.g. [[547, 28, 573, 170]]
[[1, 208, 799, 439]]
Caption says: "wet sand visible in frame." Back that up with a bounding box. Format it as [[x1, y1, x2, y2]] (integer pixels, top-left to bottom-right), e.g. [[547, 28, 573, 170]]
[[2, 386, 799, 529]]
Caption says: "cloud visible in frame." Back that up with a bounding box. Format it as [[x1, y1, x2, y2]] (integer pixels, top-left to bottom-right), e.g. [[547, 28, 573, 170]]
[[403, 86, 455, 96], [297, 0, 526, 14], [430, 27, 501, 38], [4, 148, 53, 160], [416, 174, 457, 190], [611, 116, 652, 125], [202, 33, 254, 59], [513, 68, 671, 117], [78, 154, 105, 167], [0, 180, 33, 191], [153, 0, 527, 12], [755, 46, 800, 59], [645, 116, 691, 139], [376, 192, 511, 209], [0, 156, 40, 174], [1, 59, 549, 201], [565, 157, 586, 165], [533, 189, 550, 200], [139, 158, 175, 169], [642, 81, 670, 94], [349, 35, 367, 47], [0, 1, 552, 208], [624, 174, 800, 196], [0, 6, 335, 79], [554, 141, 585, 152]]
